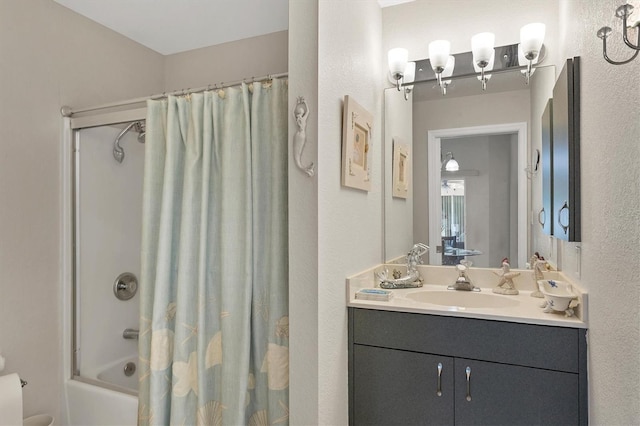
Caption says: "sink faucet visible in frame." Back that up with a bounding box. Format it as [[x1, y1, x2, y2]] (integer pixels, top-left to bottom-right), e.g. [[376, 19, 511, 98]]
[[448, 261, 480, 292], [378, 243, 429, 289]]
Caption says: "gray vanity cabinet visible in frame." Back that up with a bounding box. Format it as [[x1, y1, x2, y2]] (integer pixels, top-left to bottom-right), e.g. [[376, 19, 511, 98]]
[[352, 345, 454, 425], [453, 358, 579, 425], [348, 308, 587, 425]]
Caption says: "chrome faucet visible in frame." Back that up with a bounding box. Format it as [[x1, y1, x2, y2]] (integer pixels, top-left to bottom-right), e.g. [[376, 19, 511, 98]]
[[123, 328, 139, 340], [378, 243, 429, 289], [448, 262, 480, 292]]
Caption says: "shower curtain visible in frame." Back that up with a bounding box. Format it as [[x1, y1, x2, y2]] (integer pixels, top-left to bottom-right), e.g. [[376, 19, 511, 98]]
[[138, 79, 288, 425]]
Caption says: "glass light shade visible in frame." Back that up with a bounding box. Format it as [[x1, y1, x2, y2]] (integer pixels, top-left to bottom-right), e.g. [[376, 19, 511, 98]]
[[388, 48, 409, 77], [520, 23, 545, 59], [404, 62, 416, 89], [471, 32, 495, 66], [442, 56, 455, 84], [428, 40, 451, 71], [474, 51, 495, 80], [445, 158, 459, 171]]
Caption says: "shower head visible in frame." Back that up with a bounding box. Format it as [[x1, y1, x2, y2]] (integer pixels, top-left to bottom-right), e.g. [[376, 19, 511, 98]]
[[134, 121, 146, 143], [113, 120, 145, 163]]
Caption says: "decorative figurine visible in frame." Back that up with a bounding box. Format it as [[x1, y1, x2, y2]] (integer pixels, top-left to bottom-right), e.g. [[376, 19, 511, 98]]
[[492, 258, 520, 295], [293, 96, 315, 177], [530, 252, 546, 298]]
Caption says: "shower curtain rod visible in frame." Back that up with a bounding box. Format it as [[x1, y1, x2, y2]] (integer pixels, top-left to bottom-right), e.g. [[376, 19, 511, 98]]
[[61, 72, 288, 117]]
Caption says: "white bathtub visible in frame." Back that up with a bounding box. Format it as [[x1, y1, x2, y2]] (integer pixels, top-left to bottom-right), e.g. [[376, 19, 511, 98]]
[[96, 357, 138, 394], [64, 357, 138, 426], [64, 379, 137, 426]]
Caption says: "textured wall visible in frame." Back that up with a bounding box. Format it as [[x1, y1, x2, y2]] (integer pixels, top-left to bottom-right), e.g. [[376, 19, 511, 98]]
[[288, 1, 320, 424], [317, 1, 383, 424], [557, 0, 640, 423]]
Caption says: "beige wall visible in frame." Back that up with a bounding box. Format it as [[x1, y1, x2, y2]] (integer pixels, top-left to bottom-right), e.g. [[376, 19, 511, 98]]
[[0, 0, 164, 420], [0, 1, 287, 421], [164, 31, 288, 91]]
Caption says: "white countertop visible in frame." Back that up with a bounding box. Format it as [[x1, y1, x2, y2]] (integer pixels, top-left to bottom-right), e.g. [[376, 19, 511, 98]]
[[347, 264, 588, 329]]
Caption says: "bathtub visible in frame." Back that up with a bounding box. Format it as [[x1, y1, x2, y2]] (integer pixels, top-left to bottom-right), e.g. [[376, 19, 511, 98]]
[[64, 357, 138, 425], [95, 357, 138, 394]]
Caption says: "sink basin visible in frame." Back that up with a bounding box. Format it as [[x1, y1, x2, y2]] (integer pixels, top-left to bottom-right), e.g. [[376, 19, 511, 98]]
[[405, 290, 521, 309]]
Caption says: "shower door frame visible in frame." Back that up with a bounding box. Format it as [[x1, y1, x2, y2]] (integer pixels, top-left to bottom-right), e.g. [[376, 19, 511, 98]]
[[61, 107, 146, 395]]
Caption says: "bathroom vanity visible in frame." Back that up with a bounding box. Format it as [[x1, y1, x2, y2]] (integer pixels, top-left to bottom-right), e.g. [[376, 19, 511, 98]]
[[347, 265, 588, 425]]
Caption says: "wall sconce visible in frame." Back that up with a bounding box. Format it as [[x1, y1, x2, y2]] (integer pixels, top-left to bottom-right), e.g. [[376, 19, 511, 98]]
[[471, 32, 495, 91], [520, 23, 546, 83], [388, 47, 409, 90], [597, 3, 640, 65], [442, 152, 459, 171]]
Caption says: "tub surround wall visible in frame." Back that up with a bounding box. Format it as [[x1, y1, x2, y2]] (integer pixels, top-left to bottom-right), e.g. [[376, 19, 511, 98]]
[[76, 126, 143, 382]]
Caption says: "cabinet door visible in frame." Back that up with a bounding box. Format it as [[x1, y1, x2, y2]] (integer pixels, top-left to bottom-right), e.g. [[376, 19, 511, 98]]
[[454, 358, 579, 426], [540, 99, 553, 235], [552, 57, 581, 241], [352, 345, 454, 425]]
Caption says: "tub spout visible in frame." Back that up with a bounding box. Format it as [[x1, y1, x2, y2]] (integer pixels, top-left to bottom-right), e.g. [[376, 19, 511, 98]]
[[123, 328, 139, 340]]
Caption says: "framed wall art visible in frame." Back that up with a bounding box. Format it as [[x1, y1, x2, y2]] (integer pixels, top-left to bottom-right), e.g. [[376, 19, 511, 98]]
[[341, 95, 373, 191], [392, 138, 409, 198]]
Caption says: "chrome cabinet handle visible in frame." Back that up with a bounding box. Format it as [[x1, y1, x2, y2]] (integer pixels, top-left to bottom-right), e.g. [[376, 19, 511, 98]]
[[558, 200, 569, 234], [538, 207, 546, 227], [465, 366, 472, 401], [436, 362, 443, 397]]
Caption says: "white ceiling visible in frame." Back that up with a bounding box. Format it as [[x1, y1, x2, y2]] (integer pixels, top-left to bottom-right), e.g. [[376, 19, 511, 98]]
[[53, 0, 289, 55]]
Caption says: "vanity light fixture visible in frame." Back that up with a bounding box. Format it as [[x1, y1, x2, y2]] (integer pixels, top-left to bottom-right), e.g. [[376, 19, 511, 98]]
[[442, 152, 459, 172], [388, 21, 546, 96], [471, 32, 495, 91], [597, 3, 640, 65], [520, 23, 546, 83], [388, 47, 409, 90]]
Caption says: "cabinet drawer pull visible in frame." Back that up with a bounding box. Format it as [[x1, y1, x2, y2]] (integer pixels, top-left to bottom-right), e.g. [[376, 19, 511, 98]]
[[465, 366, 472, 402], [436, 362, 443, 397], [558, 200, 569, 234]]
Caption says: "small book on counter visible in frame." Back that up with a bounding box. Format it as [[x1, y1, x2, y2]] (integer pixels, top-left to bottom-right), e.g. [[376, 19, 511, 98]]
[[355, 288, 394, 302]]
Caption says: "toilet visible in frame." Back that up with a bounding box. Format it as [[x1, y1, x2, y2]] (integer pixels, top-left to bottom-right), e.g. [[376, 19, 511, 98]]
[[0, 371, 54, 426]]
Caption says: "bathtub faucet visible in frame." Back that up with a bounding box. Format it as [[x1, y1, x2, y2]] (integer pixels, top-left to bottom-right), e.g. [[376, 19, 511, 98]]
[[123, 328, 139, 340]]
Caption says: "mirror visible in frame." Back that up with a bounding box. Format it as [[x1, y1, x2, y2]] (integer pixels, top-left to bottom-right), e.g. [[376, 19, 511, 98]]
[[384, 65, 556, 269]]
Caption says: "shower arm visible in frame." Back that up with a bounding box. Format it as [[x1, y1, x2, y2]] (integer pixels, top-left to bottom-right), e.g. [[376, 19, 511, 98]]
[[113, 122, 137, 163]]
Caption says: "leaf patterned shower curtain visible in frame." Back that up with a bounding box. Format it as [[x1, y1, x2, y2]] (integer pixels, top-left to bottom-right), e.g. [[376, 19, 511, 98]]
[[138, 79, 289, 425]]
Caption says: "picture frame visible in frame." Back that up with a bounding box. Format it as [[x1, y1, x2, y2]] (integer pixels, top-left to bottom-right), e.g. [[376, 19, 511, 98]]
[[392, 138, 410, 198], [341, 95, 373, 191]]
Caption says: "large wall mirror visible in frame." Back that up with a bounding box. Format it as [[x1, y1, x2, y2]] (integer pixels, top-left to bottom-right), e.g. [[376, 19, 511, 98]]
[[384, 64, 556, 269]]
